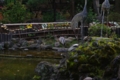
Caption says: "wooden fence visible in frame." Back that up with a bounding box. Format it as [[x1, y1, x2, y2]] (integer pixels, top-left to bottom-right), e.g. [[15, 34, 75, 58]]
[[2, 22, 120, 43], [0, 22, 84, 42], [0, 33, 12, 42]]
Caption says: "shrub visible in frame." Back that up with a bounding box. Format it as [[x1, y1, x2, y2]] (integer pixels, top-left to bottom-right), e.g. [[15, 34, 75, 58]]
[[65, 38, 120, 79], [108, 12, 120, 22], [42, 11, 54, 22], [1, 2, 32, 23], [88, 23, 111, 37]]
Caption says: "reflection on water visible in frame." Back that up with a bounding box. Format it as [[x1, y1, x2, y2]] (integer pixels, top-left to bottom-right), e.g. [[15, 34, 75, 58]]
[[0, 50, 61, 59]]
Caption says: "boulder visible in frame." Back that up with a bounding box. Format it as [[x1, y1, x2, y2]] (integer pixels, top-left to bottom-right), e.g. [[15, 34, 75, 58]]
[[65, 37, 75, 42], [68, 44, 79, 51], [83, 77, 92, 80], [40, 44, 52, 50], [35, 61, 54, 80], [54, 41, 60, 47], [0, 42, 4, 50], [52, 47, 68, 52]]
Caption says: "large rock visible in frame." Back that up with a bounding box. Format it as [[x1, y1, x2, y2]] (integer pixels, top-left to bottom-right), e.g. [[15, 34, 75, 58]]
[[68, 44, 79, 51], [34, 37, 43, 44], [65, 37, 75, 42], [54, 41, 60, 47], [58, 36, 66, 45], [40, 44, 52, 50], [103, 55, 120, 79], [35, 61, 54, 80], [52, 47, 68, 52], [0, 42, 4, 50], [27, 43, 38, 49], [83, 77, 92, 80]]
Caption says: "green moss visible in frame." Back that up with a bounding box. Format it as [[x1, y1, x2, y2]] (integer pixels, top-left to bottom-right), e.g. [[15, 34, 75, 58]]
[[65, 38, 120, 79]]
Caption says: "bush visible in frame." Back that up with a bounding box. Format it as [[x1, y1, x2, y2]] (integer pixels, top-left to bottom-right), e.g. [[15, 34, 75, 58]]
[[1, 2, 32, 23], [42, 11, 54, 22], [108, 12, 120, 22], [88, 23, 111, 37], [62, 38, 120, 79]]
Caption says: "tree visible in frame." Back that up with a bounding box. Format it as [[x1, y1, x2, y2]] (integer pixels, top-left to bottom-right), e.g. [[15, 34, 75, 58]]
[[26, 0, 49, 19], [1, 1, 32, 23], [115, 0, 120, 13]]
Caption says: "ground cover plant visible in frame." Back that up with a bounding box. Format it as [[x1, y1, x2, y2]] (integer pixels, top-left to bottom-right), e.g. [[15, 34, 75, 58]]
[[56, 37, 120, 80]]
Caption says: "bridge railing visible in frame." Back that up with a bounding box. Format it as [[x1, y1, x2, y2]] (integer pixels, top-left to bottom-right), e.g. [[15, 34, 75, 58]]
[[0, 33, 12, 43], [2, 22, 71, 31], [0, 22, 73, 42], [0, 22, 90, 43]]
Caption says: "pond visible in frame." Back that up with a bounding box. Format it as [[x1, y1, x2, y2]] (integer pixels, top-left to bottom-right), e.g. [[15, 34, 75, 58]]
[[0, 50, 61, 80], [0, 50, 62, 58]]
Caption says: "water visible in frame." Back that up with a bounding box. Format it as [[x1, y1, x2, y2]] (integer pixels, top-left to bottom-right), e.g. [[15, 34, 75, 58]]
[[0, 50, 62, 59], [0, 50, 62, 80]]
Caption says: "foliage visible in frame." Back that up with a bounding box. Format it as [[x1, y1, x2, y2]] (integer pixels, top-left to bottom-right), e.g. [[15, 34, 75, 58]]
[[1, 2, 32, 23], [22, 0, 29, 4], [32, 75, 41, 80], [108, 12, 120, 22], [45, 33, 54, 39], [43, 33, 55, 46], [42, 11, 54, 22], [86, 8, 98, 24], [56, 11, 66, 21], [109, 32, 117, 38], [75, 0, 93, 13], [26, 0, 49, 11], [42, 10, 66, 22], [4, 0, 16, 4], [75, 3, 98, 24], [60, 38, 120, 79], [88, 23, 111, 37]]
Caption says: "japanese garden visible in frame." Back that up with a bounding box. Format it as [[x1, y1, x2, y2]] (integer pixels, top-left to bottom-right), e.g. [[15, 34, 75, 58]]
[[0, 0, 120, 80]]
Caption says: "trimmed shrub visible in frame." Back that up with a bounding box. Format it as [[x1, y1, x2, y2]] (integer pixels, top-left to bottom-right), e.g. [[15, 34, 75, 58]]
[[64, 38, 120, 79], [88, 23, 111, 37]]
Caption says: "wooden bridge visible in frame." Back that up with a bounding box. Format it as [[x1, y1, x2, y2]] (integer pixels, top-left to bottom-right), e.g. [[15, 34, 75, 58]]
[[0, 22, 88, 42]]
